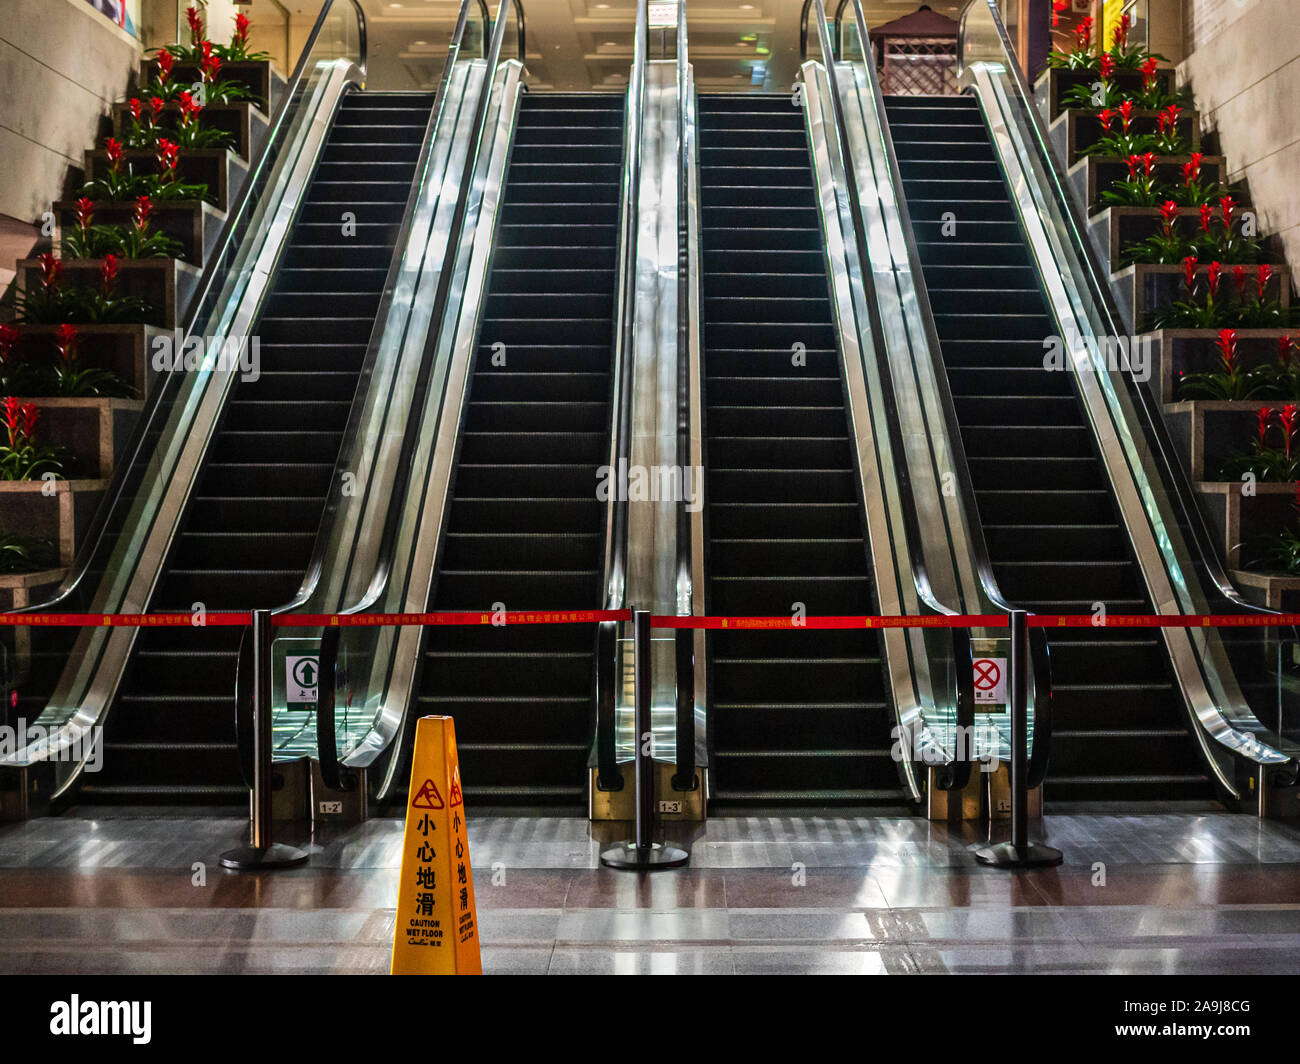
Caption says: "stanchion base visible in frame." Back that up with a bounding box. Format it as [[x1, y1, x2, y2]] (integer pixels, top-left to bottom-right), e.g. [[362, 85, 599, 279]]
[[599, 842, 689, 871], [219, 843, 309, 871], [972, 841, 1063, 868]]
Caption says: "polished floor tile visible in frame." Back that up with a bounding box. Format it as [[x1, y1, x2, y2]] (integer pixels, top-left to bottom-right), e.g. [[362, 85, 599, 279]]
[[2, 809, 1299, 974]]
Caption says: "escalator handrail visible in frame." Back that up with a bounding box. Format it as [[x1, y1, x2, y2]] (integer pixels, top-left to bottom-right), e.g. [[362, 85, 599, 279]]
[[670, 0, 696, 792], [308, 0, 526, 790], [593, 0, 649, 791], [801, 0, 975, 791], [819, 0, 1053, 786], [11, 0, 366, 624], [957, 0, 1297, 774], [238, 0, 486, 790]]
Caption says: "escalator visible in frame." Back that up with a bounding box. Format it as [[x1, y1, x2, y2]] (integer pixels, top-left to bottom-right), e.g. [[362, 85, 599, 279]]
[[698, 94, 902, 808], [411, 93, 623, 809], [79, 91, 433, 805], [882, 93, 1209, 802]]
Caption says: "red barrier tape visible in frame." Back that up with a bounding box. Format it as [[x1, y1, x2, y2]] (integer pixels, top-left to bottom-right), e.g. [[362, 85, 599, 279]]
[[1028, 614, 1300, 628], [0, 609, 1296, 630], [0, 612, 253, 627], [273, 609, 632, 627], [648, 613, 1010, 630]]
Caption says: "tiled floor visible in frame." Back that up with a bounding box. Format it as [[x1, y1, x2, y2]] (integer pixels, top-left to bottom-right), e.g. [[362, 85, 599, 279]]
[[2, 807, 1300, 974]]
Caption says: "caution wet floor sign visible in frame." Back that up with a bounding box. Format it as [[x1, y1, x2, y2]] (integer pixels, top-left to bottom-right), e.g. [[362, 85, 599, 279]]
[[390, 716, 481, 975]]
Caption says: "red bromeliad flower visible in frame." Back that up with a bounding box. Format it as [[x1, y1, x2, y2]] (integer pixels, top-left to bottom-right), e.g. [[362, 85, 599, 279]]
[[101, 253, 120, 295], [2, 397, 21, 447], [1220, 194, 1238, 231], [104, 137, 123, 172], [1207, 260, 1223, 296], [1141, 56, 1160, 91], [55, 324, 78, 364], [156, 48, 175, 85], [1257, 407, 1274, 448], [75, 197, 95, 233], [1182, 254, 1198, 293], [1281, 335, 1296, 370], [1097, 108, 1114, 132], [155, 137, 181, 179], [19, 402, 38, 443], [1125, 153, 1141, 180], [1119, 99, 1133, 133], [1232, 264, 1247, 296], [1112, 13, 1131, 51], [0, 324, 19, 366], [1198, 202, 1213, 233], [150, 96, 166, 124], [1052, 0, 1067, 28], [133, 194, 153, 231], [178, 90, 202, 127], [1158, 104, 1180, 134], [1182, 151, 1204, 186], [1282, 405, 1299, 458], [234, 12, 251, 47], [1258, 264, 1273, 301], [38, 253, 62, 290], [1100, 52, 1115, 80], [1074, 16, 1094, 52], [1215, 327, 1238, 370], [200, 42, 221, 83], [1139, 152, 1156, 176], [1159, 199, 1179, 237], [186, 4, 204, 46], [129, 97, 142, 123]]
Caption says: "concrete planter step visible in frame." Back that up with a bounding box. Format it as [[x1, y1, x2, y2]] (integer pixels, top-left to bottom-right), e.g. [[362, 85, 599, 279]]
[[1068, 152, 1228, 216], [137, 59, 284, 115], [9, 323, 166, 400], [54, 198, 224, 268], [1049, 104, 1200, 168], [82, 148, 248, 213], [110, 100, 269, 164], [1195, 481, 1296, 570], [1140, 327, 1298, 404], [15, 257, 200, 329], [1230, 569, 1300, 611], [0, 479, 108, 568], [0, 397, 144, 479], [1114, 262, 1291, 332], [1164, 399, 1296, 483], [1034, 65, 1179, 120]]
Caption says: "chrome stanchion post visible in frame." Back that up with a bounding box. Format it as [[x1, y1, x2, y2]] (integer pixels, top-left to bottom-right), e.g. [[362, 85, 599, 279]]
[[221, 609, 309, 871], [601, 609, 688, 870], [975, 610, 1062, 869]]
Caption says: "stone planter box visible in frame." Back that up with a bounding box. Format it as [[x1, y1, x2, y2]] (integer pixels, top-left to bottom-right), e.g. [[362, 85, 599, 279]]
[[138, 59, 283, 115], [0, 569, 65, 614], [55, 198, 225, 267], [1164, 399, 1291, 483], [1049, 105, 1200, 168], [1143, 327, 1298, 405], [0, 479, 108, 567], [15, 257, 200, 330], [1034, 65, 1178, 120], [1230, 570, 1300, 611], [82, 147, 247, 212], [1195, 481, 1294, 570], [111, 100, 269, 164], [10, 323, 165, 400], [1113, 262, 1291, 333], [1084, 204, 1258, 271], [1068, 153, 1227, 216], [0, 397, 144, 480]]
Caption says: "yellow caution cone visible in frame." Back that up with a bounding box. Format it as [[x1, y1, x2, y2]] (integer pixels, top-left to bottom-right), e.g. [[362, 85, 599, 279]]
[[390, 716, 482, 974]]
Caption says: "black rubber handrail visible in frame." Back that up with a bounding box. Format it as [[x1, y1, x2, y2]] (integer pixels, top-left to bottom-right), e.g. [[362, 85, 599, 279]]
[[800, 0, 977, 791], [670, 0, 696, 793], [805, 0, 1056, 788], [593, 0, 649, 793], [310, 0, 526, 792]]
